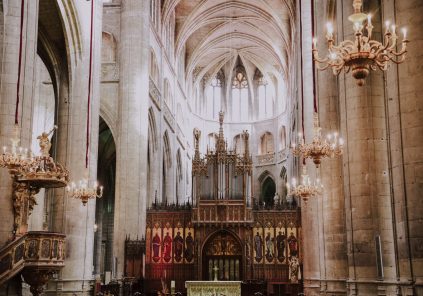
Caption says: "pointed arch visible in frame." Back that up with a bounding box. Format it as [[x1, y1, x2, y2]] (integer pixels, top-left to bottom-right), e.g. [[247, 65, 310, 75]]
[[150, 49, 159, 85], [102, 31, 116, 63], [163, 130, 172, 168], [148, 107, 158, 153], [259, 131, 274, 155], [258, 170, 275, 184], [176, 148, 183, 204]]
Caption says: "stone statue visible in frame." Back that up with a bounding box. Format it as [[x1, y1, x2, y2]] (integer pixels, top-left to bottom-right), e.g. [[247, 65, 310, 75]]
[[37, 125, 57, 156], [254, 232, 263, 263], [265, 232, 274, 262], [273, 192, 279, 205], [289, 256, 301, 283], [276, 231, 286, 262]]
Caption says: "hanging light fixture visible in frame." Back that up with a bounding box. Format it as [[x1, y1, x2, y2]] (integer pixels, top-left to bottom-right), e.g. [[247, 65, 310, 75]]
[[287, 165, 323, 203], [67, 0, 103, 206], [0, 125, 33, 175], [312, 0, 409, 86], [292, 0, 343, 168], [67, 178, 103, 206], [292, 113, 343, 167]]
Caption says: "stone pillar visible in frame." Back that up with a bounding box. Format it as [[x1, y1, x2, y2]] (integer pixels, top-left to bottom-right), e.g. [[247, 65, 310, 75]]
[[387, 0, 423, 294], [47, 1, 102, 294], [299, 0, 321, 295], [113, 0, 150, 279], [337, 1, 396, 294], [0, 0, 39, 245], [315, 1, 349, 294]]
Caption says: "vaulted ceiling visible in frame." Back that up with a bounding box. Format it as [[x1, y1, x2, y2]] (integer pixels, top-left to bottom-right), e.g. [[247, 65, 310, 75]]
[[165, 0, 296, 86]]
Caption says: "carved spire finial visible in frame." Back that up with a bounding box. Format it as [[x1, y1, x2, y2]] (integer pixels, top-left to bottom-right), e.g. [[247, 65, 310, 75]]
[[216, 111, 226, 153], [193, 128, 201, 160]]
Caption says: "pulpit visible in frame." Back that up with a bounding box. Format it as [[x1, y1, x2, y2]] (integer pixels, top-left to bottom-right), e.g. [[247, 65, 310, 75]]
[[185, 281, 241, 296]]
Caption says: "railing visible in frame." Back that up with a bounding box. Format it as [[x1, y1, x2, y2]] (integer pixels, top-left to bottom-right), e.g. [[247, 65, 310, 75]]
[[0, 235, 26, 285], [256, 153, 276, 166], [0, 231, 65, 286]]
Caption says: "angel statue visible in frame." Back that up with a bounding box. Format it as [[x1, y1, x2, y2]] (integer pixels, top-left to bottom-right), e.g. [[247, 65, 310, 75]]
[[37, 125, 57, 156]]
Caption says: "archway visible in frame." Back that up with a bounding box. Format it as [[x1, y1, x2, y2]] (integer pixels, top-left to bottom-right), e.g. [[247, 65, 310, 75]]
[[261, 177, 276, 206], [202, 231, 243, 281], [94, 117, 116, 278]]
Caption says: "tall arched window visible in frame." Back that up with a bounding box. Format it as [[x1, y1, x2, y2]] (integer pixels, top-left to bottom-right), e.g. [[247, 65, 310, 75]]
[[208, 133, 218, 151], [259, 132, 274, 155], [164, 79, 173, 110], [280, 126, 286, 150], [257, 74, 275, 120], [102, 32, 116, 63], [234, 134, 245, 155], [150, 0, 161, 30], [176, 149, 182, 204], [232, 66, 249, 121], [205, 74, 222, 120]]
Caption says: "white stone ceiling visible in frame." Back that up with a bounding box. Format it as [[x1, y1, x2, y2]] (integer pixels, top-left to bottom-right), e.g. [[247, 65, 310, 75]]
[[167, 0, 295, 86]]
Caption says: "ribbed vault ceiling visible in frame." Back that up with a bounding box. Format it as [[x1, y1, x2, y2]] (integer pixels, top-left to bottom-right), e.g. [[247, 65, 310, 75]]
[[167, 0, 295, 85]]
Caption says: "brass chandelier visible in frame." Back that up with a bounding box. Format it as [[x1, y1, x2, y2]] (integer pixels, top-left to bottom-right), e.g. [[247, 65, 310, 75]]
[[67, 178, 103, 206], [312, 0, 409, 86], [292, 113, 343, 167], [0, 125, 32, 175], [287, 165, 323, 202]]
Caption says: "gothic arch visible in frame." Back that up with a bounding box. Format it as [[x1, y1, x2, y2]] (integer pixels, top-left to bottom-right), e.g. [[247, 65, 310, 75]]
[[201, 229, 243, 280], [102, 31, 116, 63], [163, 130, 172, 169], [259, 131, 274, 155], [176, 148, 183, 204], [261, 176, 276, 206], [150, 49, 159, 85], [279, 125, 287, 150], [233, 134, 245, 155], [148, 108, 158, 153], [258, 170, 275, 184]]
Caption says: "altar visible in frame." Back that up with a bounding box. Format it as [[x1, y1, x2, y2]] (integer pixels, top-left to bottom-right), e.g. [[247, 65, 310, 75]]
[[185, 281, 241, 296]]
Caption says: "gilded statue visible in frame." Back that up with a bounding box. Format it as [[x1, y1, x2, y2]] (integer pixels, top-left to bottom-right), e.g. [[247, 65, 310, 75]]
[[37, 125, 57, 157]]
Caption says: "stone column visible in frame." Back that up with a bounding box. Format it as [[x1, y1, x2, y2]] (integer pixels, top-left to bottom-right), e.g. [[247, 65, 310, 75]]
[[387, 0, 423, 294], [113, 0, 150, 279], [47, 1, 102, 294], [314, 1, 349, 294], [0, 0, 39, 245], [337, 1, 396, 294], [299, 0, 322, 295]]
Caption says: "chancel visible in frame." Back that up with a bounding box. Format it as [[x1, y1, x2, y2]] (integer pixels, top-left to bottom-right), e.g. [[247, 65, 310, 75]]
[[0, 0, 422, 296]]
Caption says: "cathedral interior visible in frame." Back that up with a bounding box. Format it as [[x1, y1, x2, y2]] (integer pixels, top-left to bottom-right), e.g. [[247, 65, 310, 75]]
[[0, 0, 422, 295]]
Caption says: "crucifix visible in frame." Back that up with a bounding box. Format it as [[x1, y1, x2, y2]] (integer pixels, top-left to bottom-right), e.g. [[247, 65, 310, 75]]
[[213, 265, 219, 281]]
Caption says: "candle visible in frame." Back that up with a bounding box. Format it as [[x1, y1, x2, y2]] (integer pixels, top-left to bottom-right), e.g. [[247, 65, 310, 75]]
[[385, 20, 390, 33], [402, 28, 407, 39], [313, 38, 317, 48], [354, 22, 360, 32], [326, 22, 333, 38], [367, 14, 372, 26]]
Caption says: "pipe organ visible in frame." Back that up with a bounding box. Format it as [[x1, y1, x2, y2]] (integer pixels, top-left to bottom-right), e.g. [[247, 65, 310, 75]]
[[192, 112, 253, 223]]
